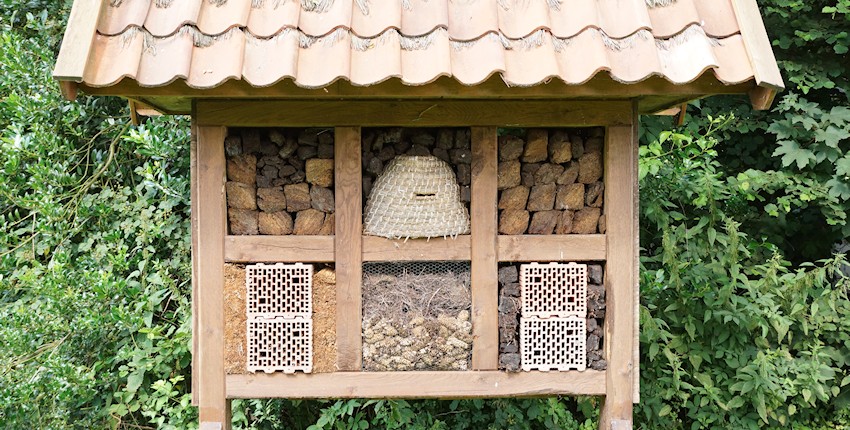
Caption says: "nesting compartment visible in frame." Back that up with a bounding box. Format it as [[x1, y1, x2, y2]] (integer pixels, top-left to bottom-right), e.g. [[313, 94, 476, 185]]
[[244, 263, 314, 374], [362, 261, 472, 371]]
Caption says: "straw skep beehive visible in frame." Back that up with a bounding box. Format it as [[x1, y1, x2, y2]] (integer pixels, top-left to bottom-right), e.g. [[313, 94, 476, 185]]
[[364, 156, 470, 240]]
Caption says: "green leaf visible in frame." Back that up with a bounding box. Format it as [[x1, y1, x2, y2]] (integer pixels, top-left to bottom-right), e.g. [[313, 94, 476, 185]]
[[815, 125, 850, 148], [127, 371, 144, 393], [772, 140, 816, 169]]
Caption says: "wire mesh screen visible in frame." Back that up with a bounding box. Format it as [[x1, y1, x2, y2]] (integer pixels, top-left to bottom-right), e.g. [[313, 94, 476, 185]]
[[362, 261, 472, 371]]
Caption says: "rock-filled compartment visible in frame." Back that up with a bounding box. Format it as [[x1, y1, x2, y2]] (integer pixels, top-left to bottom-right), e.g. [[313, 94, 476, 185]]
[[225, 128, 335, 235], [498, 128, 606, 235]]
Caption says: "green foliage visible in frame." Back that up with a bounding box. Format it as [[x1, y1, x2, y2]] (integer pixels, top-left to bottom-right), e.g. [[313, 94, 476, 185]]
[[636, 118, 850, 429]]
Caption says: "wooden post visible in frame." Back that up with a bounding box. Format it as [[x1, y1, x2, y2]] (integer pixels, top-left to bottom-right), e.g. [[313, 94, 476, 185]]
[[334, 127, 363, 371], [190, 126, 200, 406], [195, 125, 229, 429], [470, 127, 499, 370], [599, 118, 637, 429]]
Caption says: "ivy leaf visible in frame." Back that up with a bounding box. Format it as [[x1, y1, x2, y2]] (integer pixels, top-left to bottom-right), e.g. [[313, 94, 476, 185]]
[[814, 125, 850, 148], [773, 140, 816, 169]]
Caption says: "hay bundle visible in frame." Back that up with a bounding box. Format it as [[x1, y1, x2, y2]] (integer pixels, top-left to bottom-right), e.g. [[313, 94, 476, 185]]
[[364, 156, 470, 239], [362, 263, 472, 371]]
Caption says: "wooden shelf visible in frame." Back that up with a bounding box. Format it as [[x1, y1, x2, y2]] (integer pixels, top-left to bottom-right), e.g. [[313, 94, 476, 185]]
[[224, 235, 335, 262], [363, 235, 470, 261], [226, 370, 606, 399], [498, 235, 606, 261], [225, 234, 606, 263]]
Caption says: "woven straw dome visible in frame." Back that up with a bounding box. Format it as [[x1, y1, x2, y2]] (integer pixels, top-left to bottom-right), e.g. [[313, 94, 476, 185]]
[[364, 156, 470, 240]]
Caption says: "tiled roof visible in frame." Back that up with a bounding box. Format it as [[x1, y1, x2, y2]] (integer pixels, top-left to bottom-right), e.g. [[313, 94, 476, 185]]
[[55, 0, 784, 108]]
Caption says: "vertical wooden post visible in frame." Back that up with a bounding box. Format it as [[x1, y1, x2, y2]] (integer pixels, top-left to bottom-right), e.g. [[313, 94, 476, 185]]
[[195, 125, 229, 429], [335, 127, 363, 371], [190, 126, 200, 406], [599, 117, 637, 429], [470, 127, 499, 370]]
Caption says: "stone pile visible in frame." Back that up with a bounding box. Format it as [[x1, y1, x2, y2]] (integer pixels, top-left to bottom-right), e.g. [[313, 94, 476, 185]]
[[362, 128, 472, 210], [497, 263, 607, 372], [498, 128, 606, 235], [225, 128, 335, 235]]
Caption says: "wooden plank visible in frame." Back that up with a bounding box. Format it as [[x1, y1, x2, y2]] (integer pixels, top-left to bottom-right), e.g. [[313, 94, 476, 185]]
[[226, 370, 606, 399], [196, 101, 633, 127], [224, 235, 335, 262], [362, 235, 471, 261], [334, 127, 363, 371], [631, 106, 641, 404], [749, 86, 778, 111], [599, 122, 636, 429], [53, 0, 104, 82], [470, 127, 499, 370], [497, 235, 606, 261], [190, 125, 200, 406], [195, 126, 228, 427], [731, 0, 785, 91]]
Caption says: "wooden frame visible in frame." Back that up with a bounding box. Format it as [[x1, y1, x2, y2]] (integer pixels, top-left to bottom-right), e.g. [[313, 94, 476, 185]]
[[192, 101, 639, 430]]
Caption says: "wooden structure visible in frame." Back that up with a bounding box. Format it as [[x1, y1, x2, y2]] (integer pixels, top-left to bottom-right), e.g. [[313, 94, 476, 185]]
[[53, 0, 783, 428]]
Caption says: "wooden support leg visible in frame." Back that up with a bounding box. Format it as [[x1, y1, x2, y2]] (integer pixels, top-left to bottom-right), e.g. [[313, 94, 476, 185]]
[[195, 125, 230, 429], [334, 127, 363, 371], [599, 119, 637, 429], [470, 127, 499, 370]]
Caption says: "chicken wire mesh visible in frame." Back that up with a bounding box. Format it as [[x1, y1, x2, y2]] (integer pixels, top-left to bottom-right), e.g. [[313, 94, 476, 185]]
[[362, 261, 472, 371]]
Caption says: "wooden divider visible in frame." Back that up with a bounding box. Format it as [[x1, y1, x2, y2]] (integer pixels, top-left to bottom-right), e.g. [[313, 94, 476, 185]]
[[599, 121, 637, 429], [470, 127, 499, 370], [334, 127, 363, 371], [224, 236, 335, 262], [195, 125, 229, 427], [226, 370, 606, 399]]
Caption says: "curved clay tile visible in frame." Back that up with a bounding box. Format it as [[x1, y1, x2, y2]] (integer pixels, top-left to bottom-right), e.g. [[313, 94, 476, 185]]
[[350, 0, 402, 38], [595, 0, 653, 39], [709, 35, 753, 84], [245, 0, 301, 37], [97, 0, 150, 36], [646, 0, 701, 38], [497, 0, 551, 40], [400, 0, 449, 38], [399, 31, 452, 85], [187, 29, 246, 88], [449, 33, 506, 86], [196, 0, 251, 36], [144, 0, 202, 37], [604, 31, 662, 83], [552, 30, 612, 85], [446, 0, 499, 41], [242, 31, 300, 86], [694, 0, 739, 38], [655, 27, 720, 83], [295, 29, 352, 88], [350, 31, 403, 85], [84, 31, 144, 86], [547, 0, 601, 39], [298, 0, 353, 37], [137, 30, 194, 86]]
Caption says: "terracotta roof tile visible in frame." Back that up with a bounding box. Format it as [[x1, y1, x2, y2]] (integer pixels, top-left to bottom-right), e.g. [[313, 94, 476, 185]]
[[78, 0, 767, 91]]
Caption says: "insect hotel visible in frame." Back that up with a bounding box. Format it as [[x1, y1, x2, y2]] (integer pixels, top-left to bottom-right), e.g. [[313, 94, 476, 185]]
[[53, 0, 783, 427]]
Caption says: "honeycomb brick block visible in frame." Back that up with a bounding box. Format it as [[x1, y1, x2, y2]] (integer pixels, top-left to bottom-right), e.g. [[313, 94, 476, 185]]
[[520, 262, 587, 318], [246, 263, 312, 318], [520, 316, 586, 371], [246, 317, 313, 374]]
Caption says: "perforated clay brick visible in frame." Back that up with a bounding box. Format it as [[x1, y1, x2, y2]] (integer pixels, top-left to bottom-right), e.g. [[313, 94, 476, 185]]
[[247, 317, 313, 374], [520, 316, 586, 371], [246, 263, 312, 318], [520, 262, 587, 318]]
